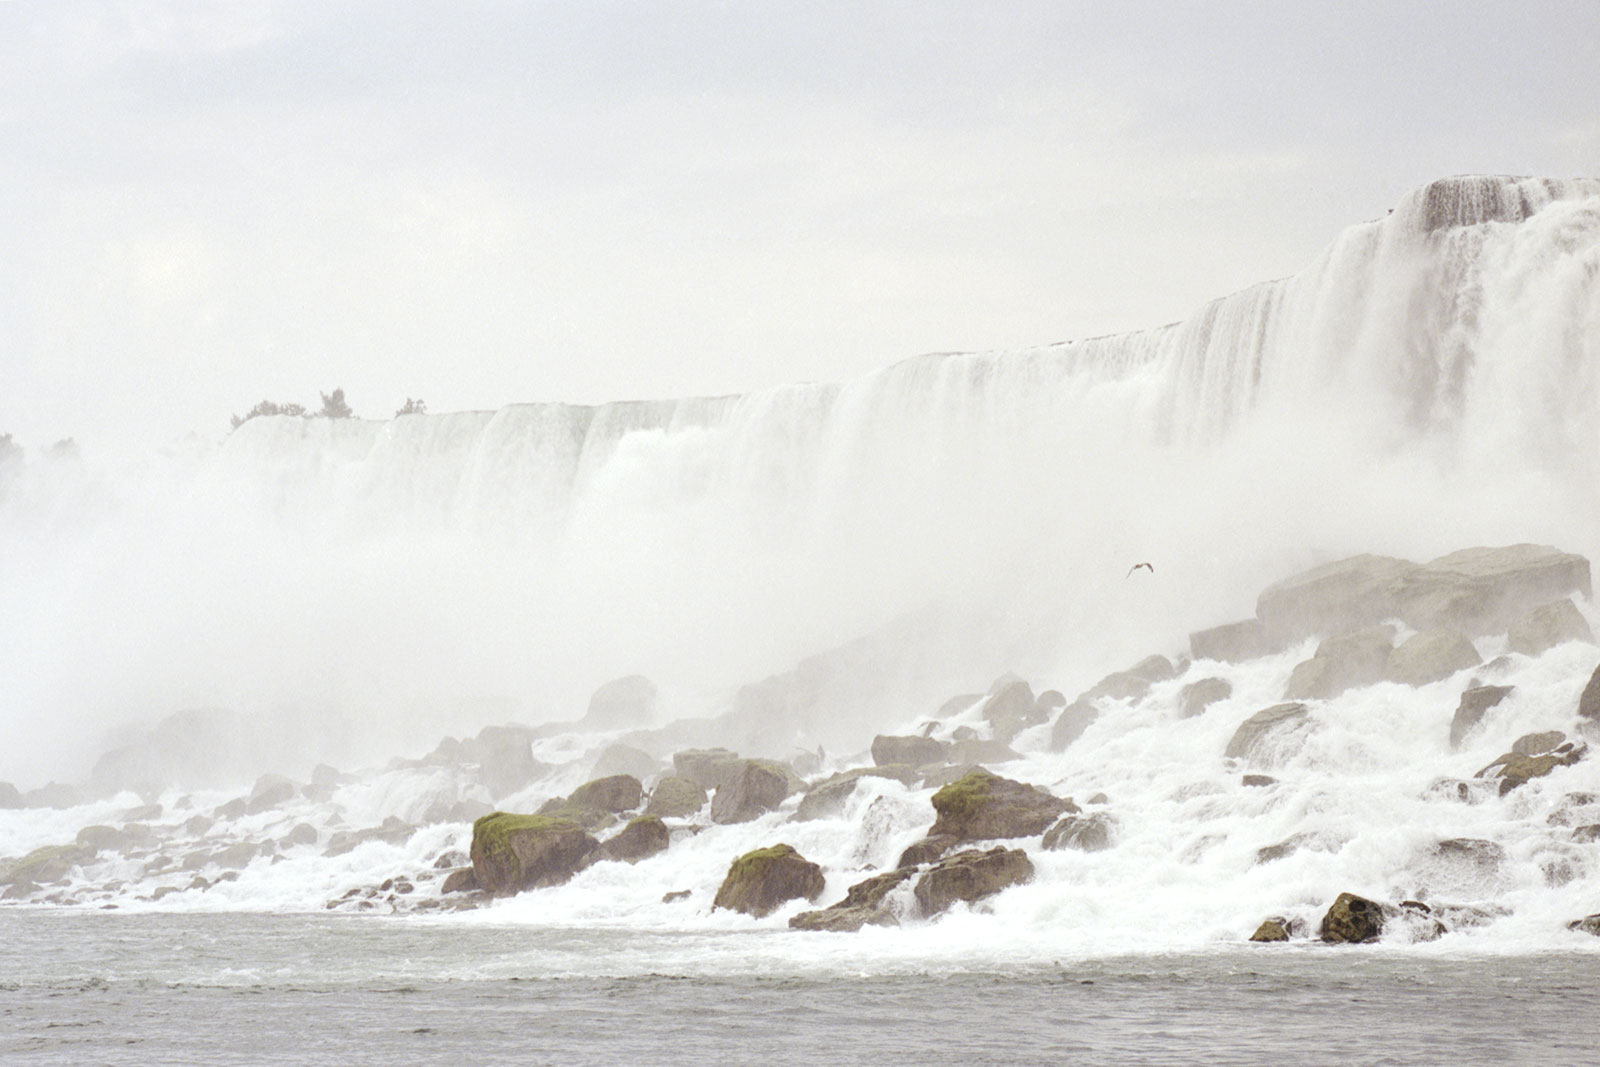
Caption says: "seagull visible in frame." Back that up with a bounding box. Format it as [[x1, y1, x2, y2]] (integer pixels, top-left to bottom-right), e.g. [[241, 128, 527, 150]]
[[1126, 562, 1154, 578]]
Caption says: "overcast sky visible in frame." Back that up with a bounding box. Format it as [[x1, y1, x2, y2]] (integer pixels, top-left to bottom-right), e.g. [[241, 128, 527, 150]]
[[3, 0, 1598, 451]]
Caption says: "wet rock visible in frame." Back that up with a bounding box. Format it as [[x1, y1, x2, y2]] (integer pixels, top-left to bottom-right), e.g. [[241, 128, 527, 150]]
[[1513, 730, 1567, 756], [1249, 919, 1290, 942], [24, 782, 86, 809], [1579, 662, 1600, 720], [590, 743, 660, 782], [1568, 914, 1600, 936], [913, 846, 1033, 916], [1180, 677, 1232, 718], [1242, 774, 1277, 788], [0, 782, 22, 809], [1478, 740, 1586, 795], [470, 812, 600, 895], [1224, 703, 1311, 765], [310, 763, 347, 790], [793, 776, 862, 822], [980, 680, 1041, 742], [1426, 838, 1506, 880], [1572, 824, 1600, 843], [1041, 812, 1114, 852], [711, 844, 824, 917], [246, 774, 297, 815], [1254, 831, 1335, 865], [324, 817, 418, 857], [595, 816, 669, 863], [440, 867, 479, 894], [672, 748, 746, 792], [870, 734, 947, 767], [474, 725, 546, 800], [213, 841, 269, 870], [644, 776, 707, 818], [76, 825, 135, 852], [1049, 697, 1098, 751], [123, 803, 163, 822], [789, 868, 915, 932], [534, 798, 615, 832], [583, 675, 657, 730], [1508, 598, 1594, 656], [0, 844, 97, 885], [447, 798, 494, 823], [928, 769, 1077, 842], [896, 834, 960, 868], [662, 889, 691, 903], [947, 738, 1021, 765], [183, 814, 215, 836], [950, 725, 980, 742], [1284, 628, 1392, 700], [1451, 685, 1514, 748], [1384, 629, 1481, 686], [280, 823, 318, 848], [938, 692, 982, 718], [1423, 776, 1495, 804], [1319, 891, 1389, 943], [709, 762, 790, 825], [1257, 554, 1419, 644], [1402, 545, 1591, 636], [1190, 618, 1272, 663], [214, 798, 247, 821], [568, 774, 644, 813]]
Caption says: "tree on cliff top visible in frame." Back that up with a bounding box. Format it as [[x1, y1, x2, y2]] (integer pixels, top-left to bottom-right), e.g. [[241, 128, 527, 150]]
[[318, 388, 354, 419], [230, 400, 307, 430]]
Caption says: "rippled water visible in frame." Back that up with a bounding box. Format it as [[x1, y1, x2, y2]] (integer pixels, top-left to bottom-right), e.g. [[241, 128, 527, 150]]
[[4, 911, 1597, 1065]]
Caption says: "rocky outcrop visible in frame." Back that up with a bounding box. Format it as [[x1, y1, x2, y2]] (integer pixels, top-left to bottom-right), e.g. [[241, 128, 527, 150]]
[[595, 816, 669, 863], [672, 748, 746, 792], [1451, 685, 1513, 748], [1223, 703, 1311, 765], [871, 734, 947, 767], [568, 774, 643, 813], [583, 675, 657, 730], [1507, 599, 1594, 656], [1319, 891, 1388, 943], [1179, 677, 1232, 718], [789, 868, 914, 931], [644, 776, 707, 818], [1384, 629, 1481, 686], [1041, 812, 1114, 852], [0, 843, 97, 886], [709, 761, 790, 824], [1258, 555, 1419, 644], [1190, 619, 1271, 663], [469, 812, 599, 895], [0, 782, 21, 809], [927, 769, 1077, 842], [711, 844, 824, 917], [1284, 628, 1392, 699], [912, 846, 1033, 916]]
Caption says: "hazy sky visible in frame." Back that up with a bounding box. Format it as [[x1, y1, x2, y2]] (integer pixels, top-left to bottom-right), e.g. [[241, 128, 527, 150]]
[[3, 0, 1598, 451]]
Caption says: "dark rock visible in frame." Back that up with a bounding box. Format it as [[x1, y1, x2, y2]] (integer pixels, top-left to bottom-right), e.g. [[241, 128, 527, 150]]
[[1190, 619, 1271, 663], [896, 834, 960, 868], [711, 844, 824, 917], [672, 748, 746, 792], [709, 762, 790, 825], [789, 868, 915, 932], [246, 774, 297, 815], [1319, 891, 1389, 943], [793, 777, 862, 822], [1223, 703, 1311, 765], [662, 889, 692, 903], [870, 734, 947, 767], [590, 743, 661, 782], [1568, 914, 1600, 936], [1385, 629, 1481, 686], [1249, 919, 1290, 942], [1478, 741, 1586, 795], [913, 846, 1033, 916], [1580, 661, 1600, 720], [1180, 678, 1232, 718], [928, 770, 1077, 842], [568, 774, 644, 813], [1284, 628, 1392, 700], [583, 675, 657, 730], [1508, 599, 1594, 656], [1451, 685, 1514, 748], [644, 776, 708, 818], [1572, 824, 1600, 843], [1242, 774, 1277, 788], [595, 816, 669, 863], [1041, 812, 1113, 852], [469, 812, 599, 895], [1512, 730, 1567, 756]]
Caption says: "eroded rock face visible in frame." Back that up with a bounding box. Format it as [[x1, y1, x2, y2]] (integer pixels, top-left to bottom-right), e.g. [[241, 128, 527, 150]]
[[1508, 599, 1594, 656], [469, 812, 599, 896], [645, 776, 707, 818], [1223, 703, 1311, 765], [928, 770, 1077, 842], [871, 734, 947, 768], [568, 775, 643, 813], [1384, 629, 1481, 686], [1284, 628, 1392, 700], [1451, 685, 1513, 748], [595, 816, 669, 863], [1320, 891, 1388, 943], [912, 846, 1033, 916], [711, 844, 824, 917], [709, 762, 790, 824], [789, 868, 914, 932]]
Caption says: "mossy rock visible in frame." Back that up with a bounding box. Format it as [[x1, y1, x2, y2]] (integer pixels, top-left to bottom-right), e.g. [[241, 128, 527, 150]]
[[568, 774, 643, 813], [1, 843, 98, 886], [469, 811, 599, 896], [928, 770, 1075, 841], [1249, 919, 1290, 942], [711, 843, 824, 917], [644, 776, 707, 818], [1319, 891, 1389, 943], [535, 798, 616, 831]]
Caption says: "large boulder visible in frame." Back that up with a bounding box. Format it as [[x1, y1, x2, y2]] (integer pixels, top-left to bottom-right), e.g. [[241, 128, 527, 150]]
[[1319, 891, 1388, 943], [589, 743, 661, 781], [1224, 703, 1311, 765], [469, 812, 599, 895], [927, 769, 1077, 841], [709, 761, 790, 824], [1048, 655, 1176, 751], [896, 834, 961, 868], [25, 782, 86, 809], [1049, 698, 1099, 751], [1384, 629, 1481, 686], [980, 680, 1042, 742], [793, 776, 863, 822], [595, 816, 669, 863], [534, 797, 615, 832], [583, 675, 657, 730], [568, 774, 643, 813], [672, 748, 746, 792], [912, 846, 1033, 916], [1399, 545, 1591, 635], [1179, 677, 1232, 718], [0, 843, 98, 886], [644, 776, 707, 818], [1041, 812, 1114, 852], [1508, 599, 1594, 657], [1579, 662, 1600, 721], [789, 868, 915, 932], [1450, 685, 1513, 748], [712, 844, 824, 917], [1190, 619, 1271, 663], [1257, 554, 1419, 644], [871, 734, 947, 768], [1284, 628, 1392, 700], [474, 725, 546, 800], [0, 782, 21, 809], [246, 774, 297, 814]]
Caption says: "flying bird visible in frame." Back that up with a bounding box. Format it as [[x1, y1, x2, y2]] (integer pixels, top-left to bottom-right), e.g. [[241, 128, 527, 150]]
[[1126, 562, 1154, 578]]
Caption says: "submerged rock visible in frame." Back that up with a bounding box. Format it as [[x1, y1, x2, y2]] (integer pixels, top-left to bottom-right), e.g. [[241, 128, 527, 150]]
[[927, 769, 1077, 842], [1384, 629, 1481, 686], [1451, 685, 1514, 748], [644, 776, 707, 818], [1319, 891, 1388, 943], [789, 868, 915, 932], [711, 844, 824, 917], [469, 812, 599, 895], [1223, 703, 1311, 765], [912, 846, 1033, 916], [1507, 598, 1594, 656]]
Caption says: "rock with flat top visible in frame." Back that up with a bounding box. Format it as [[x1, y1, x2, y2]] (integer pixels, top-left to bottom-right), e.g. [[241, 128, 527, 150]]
[[1385, 629, 1481, 686], [928, 770, 1077, 842], [712, 844, 824, 917], [469, 812, 598, 895], [1508, 599, 1594, 656]]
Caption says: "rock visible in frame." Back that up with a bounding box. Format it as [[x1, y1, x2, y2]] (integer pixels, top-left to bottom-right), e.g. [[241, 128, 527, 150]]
[[1253, 831, 1337, 864], [928, 770, 1077, 842], [1319, 891, 1389, 943], [0, 782, 22, 809], [1041, 812, 1113, 852], [0, 844, 97, 885], [1049, 698, 1098, 751], [448, 799, 494, 823], [1257, 554, 1419, 644], [182, 814, 214, 836], [950, 725, 980, 742], [568, 774, 644, 813], [710, 761, 791, 824], [1426, 838, 1505, 879], [1572, 824, 1600, 843], [1284, 628, 1392, 699], [1422, 777, 1496, 804], [534, 798, 615, 832], [1477, 743, 1586, 795], [24, 782, 86, 809], [280, 823, 318, 848], [1508, 598, 1594, 656], [896, 834, 960, 868], [474, 725, 546, 800], [590, 743, 661, 781], [1401, 545, 1591, 635], [1580, 662, 1600, 720], [323, 817, 419, 857], [1567, 914, 1600, 936], [793, 777, 862, 822], [75, 825, 134, 852], [711, 844, 825, 917], [1512, 730, 1567, 756], [672, 748, 746, 792], [595, 816, 669, 863], [212, 841, 268, 870], [213, 798, 247, 821], [644, 776, 708, 818], [469, 812, 599, 895], [1242, 774, 1277, 788], [1044, 654, 1180, 750], [1249, 919, 1290, 942], [1451, 685, 1513, 748], [1190, 619, 1271, 663], [245, 774, 297, 814], [1223, 703, 1311, 765], [980, 680, 1042, 742], [1179, 678, 1232, 718], [947, 738, 1021, 765], [1384, 629, 1481, 686], [583, 675, 657, 730], [310, 763, 347, 790], [789, 868, 915, 932], [870, 734, 947, 768], [123, 803, 163, 822], [912, 846, 1033, 916]]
